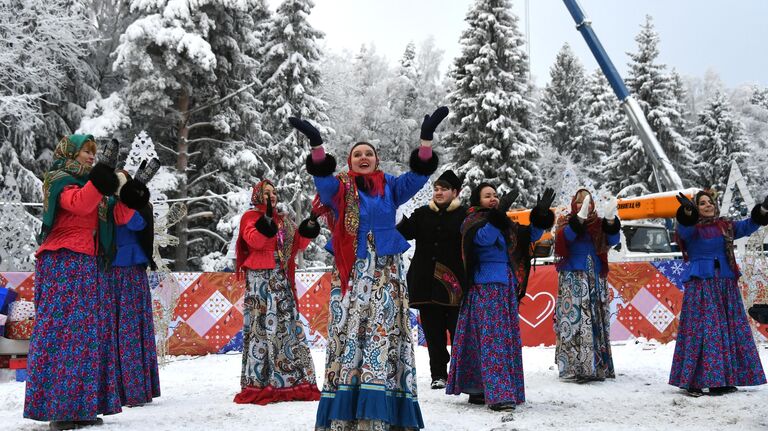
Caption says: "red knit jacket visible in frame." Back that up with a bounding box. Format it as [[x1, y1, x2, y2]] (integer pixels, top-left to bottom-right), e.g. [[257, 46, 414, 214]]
[[36, 182, 105, 257], [238, 210, 311, 270]]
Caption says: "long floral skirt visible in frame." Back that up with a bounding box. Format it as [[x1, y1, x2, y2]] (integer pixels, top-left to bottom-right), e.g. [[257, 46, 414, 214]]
[[316, 243, 423, 431], [669, 276, 766, 389], [554, 256, 615, 381], [113, 265, 161, 406], [24, 250, 122, 421], [233, 267, 320, 405], [446, 280, 525, 406]]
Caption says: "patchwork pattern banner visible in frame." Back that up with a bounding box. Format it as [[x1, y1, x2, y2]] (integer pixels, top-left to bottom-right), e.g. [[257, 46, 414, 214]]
[[2, 260, 766, 355]]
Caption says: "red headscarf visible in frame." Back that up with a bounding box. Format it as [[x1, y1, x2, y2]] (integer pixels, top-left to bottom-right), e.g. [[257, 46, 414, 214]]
[[554, 189, 610, 277], [312, 142, 387, 296]]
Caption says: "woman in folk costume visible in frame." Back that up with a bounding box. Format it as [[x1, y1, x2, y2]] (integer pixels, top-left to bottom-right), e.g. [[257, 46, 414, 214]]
[[25, 135, 122, 429], [669, 190, 768, 396], [447, 183, 556, 411], [112, 160, 162, 407], [553, 189, 621, 382], [289, 107, 446, 430], [233, 179, 322, 405]]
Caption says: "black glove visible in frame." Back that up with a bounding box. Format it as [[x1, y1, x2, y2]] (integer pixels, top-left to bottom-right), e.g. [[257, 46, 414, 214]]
[[99, 138, 121, 169], [255, 199, 277, 237], [288, 117, 323, 147], [498, 191, 519, 213], [535, 188, 556, 215], [762, 195, 768, 210], [420, 106, 449, 140], [298, 212, 321, 239], [676, 192, 696, 214], [88, 163, 119, 196]]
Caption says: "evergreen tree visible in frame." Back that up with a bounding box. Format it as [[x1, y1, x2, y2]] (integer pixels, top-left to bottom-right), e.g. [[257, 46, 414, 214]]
[[384, 42, 420, 163], [114, 0, 271, 269], [539, 43, 587, 158], [604, 15, 695, 194], [258, 0, 329, 215], [581, 69, 619, 184], [692, 90, 749, 192], [0, 0, 92, 203], [447, 0, 540, 200]]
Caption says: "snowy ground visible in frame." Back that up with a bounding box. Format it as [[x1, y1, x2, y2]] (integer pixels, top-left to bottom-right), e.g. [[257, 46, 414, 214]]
[[1, 342, 767, 431]]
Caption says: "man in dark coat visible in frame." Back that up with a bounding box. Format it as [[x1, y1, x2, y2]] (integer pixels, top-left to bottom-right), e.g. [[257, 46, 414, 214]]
[[397, 169, 468, 389]]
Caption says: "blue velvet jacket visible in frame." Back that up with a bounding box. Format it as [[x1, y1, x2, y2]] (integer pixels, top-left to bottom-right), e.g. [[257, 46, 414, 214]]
[[557, 224, 620, 275], [113, 211, 149, 267], [473, 224, 544, 285], [314, 172, 429, 259], [677, 218, 760, 282]]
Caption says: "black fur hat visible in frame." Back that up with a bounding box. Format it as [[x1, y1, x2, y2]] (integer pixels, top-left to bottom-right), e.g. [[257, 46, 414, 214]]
[[435, 170, 461, 191]]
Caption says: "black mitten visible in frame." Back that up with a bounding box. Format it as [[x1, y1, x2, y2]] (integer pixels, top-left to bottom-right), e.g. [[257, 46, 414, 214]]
[[298, 213, 321, 239], [288, 117, 323, 147], [420, 106, 449, 140], [88, 163, 119, 196], [135, 158, 161, 184], [255, 199, 277, 237], [99, 138, 121, 169]]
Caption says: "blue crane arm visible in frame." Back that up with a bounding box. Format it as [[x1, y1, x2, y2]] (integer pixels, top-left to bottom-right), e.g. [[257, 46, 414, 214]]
[[561, 0, 684, 191]]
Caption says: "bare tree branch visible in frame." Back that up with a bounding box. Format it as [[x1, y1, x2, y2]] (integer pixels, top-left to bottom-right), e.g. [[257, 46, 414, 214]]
[[186, 211, 215, 222], [156, 142, 179, 155], [186, 228, 228, 244], [185, 82, 258, 116], [188, 122, 214, 131], [189, 169, 219, 187]]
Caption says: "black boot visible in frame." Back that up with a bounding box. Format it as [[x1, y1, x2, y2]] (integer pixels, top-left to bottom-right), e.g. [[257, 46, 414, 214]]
[[468, 393, 485, 405]]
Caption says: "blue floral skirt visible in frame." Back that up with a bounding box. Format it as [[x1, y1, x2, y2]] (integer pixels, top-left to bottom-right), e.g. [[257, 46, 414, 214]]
[[669, 277, 766, 389], [446, 280, 525, 406], [24, 250, 122, 421]]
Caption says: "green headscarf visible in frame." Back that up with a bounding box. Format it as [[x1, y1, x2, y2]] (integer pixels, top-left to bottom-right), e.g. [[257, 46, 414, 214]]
[[39, 134, 116, 260]]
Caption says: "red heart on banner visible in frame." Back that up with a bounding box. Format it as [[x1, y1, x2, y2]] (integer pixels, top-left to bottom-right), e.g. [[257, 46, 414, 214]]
[[519, 291, 555, 328]]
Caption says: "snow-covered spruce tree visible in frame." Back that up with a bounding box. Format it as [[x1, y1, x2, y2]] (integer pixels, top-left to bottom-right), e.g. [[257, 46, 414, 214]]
[[0, 0, 93, 205], [580, 69, 620, 184], [752, 86, 768, 110], [382, 42, 420, 164], [730, 85, 768, 197], [447, 0, 540, 201], [604, 15, 696, 194], [538, 43, 587, 159], [114, 0, 271, 270], [692, 90, 749, 192], [258, 0, 329, 217]]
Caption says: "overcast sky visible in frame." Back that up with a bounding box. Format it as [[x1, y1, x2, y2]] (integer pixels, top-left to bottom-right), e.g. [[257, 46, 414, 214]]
[[305, 0, 767, 88]]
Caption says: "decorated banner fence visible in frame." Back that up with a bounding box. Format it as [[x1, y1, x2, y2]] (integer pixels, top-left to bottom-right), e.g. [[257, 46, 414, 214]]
[[1, 260, 766, 356]]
